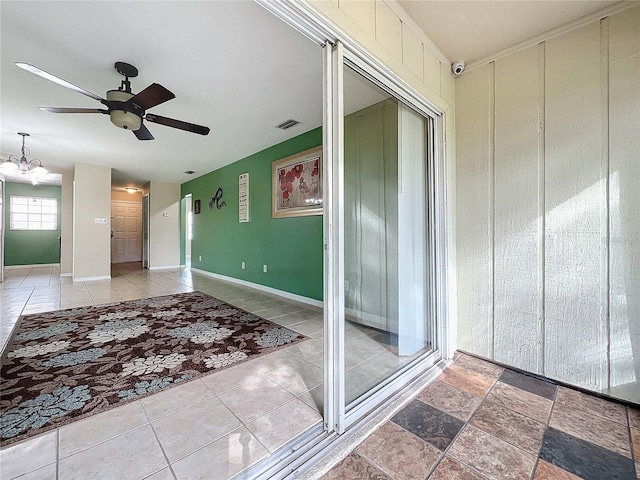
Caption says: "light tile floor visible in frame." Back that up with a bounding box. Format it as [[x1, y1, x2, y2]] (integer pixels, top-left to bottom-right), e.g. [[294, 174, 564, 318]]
[[0, 263, 419, 480], [323, 352, 640, 480]]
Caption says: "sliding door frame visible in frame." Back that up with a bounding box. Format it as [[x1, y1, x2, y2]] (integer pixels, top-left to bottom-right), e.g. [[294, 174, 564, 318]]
[[248, 0, 450, 476]]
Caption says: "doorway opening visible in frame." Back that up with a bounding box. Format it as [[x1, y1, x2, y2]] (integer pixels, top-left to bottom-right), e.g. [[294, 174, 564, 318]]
[[185, 193, 192, 268]]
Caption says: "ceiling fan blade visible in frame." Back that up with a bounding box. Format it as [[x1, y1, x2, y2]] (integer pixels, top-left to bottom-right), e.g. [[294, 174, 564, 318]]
[[15, 62, 104, 102], [133, 123, 154, 141], [40, 107, 108, 114], [145, 113, 210, 136], [128, 83, 175, 110]]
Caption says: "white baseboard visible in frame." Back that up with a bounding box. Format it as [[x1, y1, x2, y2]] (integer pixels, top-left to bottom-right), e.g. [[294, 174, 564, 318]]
[[149, 265, 181, 271], [4, 263, 61, 269], [60, 272, 72, 277], [73, 275, 111, 282], [190, 268, 323, 309]]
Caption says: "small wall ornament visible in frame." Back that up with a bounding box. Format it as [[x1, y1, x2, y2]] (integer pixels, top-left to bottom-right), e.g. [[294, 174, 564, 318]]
[[209, 187, 226, 210]]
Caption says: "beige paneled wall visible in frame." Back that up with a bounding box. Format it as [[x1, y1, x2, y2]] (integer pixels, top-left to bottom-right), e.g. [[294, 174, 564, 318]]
[[455, 6, 640, 399], [309, 0, 453, 105]]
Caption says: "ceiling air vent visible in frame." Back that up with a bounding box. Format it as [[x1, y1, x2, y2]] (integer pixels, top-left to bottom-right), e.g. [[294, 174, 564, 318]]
[[275, 119, 301, 130], [183, 170, 195, 175]]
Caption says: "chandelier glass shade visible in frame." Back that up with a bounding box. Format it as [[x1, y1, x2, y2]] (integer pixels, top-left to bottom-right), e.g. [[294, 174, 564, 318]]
[[0, 132, 48, 177]]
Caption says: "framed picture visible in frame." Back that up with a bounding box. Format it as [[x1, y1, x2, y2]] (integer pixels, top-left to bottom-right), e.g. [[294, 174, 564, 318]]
[[193, 199, 201, 215], [272, 146, 322, 218]]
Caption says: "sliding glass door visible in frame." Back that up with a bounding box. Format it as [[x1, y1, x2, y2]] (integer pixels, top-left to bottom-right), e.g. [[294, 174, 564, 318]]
[[322, 40, 445, 434]]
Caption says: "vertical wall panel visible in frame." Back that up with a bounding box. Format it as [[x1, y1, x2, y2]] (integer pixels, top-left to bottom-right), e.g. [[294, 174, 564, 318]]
[[375, 0, 402, 60], [338, 0, 375, 36], [455, 6, 639, 400], [493, 46, 543, 373], [544, 22, 606, 390], [423, 48, 441, 96], [402, 24, 424, 81], [455, 65, 493, 357], [608, 8, 640, 399]]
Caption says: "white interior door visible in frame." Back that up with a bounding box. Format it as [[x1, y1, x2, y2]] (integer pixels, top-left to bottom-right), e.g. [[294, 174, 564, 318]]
[[111, 201, 142, 263]]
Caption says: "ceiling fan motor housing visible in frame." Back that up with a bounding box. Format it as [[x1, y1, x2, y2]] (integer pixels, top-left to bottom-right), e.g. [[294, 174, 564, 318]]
[[106, 90, 142, 131]]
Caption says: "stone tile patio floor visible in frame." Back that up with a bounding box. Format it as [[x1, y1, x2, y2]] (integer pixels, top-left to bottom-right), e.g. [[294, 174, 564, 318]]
[[323, 352, 640, 480]]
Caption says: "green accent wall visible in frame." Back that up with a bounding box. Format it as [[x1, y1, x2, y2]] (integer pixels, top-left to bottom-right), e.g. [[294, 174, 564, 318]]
[[181, 128, 323, 301], [4, 183, 62, 266]]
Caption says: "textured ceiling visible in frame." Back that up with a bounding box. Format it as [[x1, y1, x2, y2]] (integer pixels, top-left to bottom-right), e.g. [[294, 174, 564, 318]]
[[0, 1, 384, 189], [398, 0, 618, 63]]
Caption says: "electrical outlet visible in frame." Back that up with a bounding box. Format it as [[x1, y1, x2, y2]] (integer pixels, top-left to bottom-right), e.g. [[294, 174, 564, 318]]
[[263, 264, 267, 273], [241, 262, 246, 269], [345, 280, 350, 290], [199, 256, 202, 261]]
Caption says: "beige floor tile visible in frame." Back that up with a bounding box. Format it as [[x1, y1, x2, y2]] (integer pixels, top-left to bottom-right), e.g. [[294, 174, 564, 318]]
[[11, 463, 57, 480], [246, 398, 321, 452], [284, 338, 324, 358], [218, 375, 296, 423], [298, 384, 324, 413], [249, 349, 301, 374], [0, 431, 57, 480], [152, 397, 241, 462], [141, 379, 213, 421], [200, 361, 266, 395], [266, 360, 324, 396], [142, 468, 176, 480], [58, 425, 167, 480], [59, 401, 149, 458], [171, 427, 268, 480]]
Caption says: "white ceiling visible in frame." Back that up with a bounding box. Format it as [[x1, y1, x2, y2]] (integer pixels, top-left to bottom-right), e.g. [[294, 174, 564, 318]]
[[3, 1, 618, 190], [398, 0, 618, 64], [0, 1, 384, 189]]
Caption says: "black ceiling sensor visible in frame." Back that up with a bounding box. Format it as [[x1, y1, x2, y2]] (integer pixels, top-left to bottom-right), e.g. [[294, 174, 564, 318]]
[[15, 61, 210, 141]]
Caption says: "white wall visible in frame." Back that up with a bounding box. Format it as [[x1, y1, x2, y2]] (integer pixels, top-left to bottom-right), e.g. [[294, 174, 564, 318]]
[[149, 182, 180, 269], [455, 6, 640, 400], [60, 170, 73, 275], [73, 163, 111, 280]]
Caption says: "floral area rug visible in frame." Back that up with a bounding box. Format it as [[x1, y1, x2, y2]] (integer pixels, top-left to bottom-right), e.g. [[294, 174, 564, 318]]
[[0, 291, 308, 447]]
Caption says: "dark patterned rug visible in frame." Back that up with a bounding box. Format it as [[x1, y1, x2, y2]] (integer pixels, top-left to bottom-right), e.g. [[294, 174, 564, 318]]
[[0, 291, 308, 447]]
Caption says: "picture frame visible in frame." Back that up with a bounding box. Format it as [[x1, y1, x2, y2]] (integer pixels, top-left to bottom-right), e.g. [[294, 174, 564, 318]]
[[193, 199, 201, 215], [272, 146, 322, 218]]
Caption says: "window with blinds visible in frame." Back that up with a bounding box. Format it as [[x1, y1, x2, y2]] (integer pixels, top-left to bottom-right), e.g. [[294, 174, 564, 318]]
[[10, 196, 57, 230]]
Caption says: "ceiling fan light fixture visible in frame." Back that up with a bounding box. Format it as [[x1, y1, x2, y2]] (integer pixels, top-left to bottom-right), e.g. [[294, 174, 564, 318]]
[[109, 109, 142, 131], [106, 90, 142, 131]]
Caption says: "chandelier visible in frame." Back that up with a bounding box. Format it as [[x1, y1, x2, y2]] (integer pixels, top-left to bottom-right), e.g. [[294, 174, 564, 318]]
[[0, 132, 48, 177]]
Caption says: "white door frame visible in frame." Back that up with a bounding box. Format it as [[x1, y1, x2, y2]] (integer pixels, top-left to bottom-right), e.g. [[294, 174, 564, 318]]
[[142, 193, 150, 269], [258, 0, 449, 433], [244, 1, 450, 476], [0, 176, 4, 283]]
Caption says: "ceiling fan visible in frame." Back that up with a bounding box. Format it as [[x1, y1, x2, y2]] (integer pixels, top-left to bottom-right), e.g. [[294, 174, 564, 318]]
[[15, 61, 210, 140]]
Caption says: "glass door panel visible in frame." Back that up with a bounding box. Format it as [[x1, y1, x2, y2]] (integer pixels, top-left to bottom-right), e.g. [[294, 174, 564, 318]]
[[342, 64, 435, 410]]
